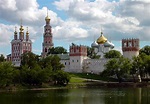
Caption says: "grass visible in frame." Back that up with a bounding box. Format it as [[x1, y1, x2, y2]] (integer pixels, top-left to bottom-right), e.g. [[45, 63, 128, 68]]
[[69, 77, 85, 83], [69, 73, 118, 83]]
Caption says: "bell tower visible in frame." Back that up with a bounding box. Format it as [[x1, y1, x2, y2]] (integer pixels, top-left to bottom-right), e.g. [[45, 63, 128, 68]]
[[42, 9, 54, 57]]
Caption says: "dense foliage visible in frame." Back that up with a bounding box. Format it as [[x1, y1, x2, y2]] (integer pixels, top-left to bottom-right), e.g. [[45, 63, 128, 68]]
[[104, 50, 122, 58], [102, 45, 150, 83], [139, 45, 150, 55], [0, 54, 5, 62], [0, 52, 70, 87], [48, 46, 67, 54]]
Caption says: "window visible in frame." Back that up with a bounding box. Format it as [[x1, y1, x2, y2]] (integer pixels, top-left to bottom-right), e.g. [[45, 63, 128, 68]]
[[128, 42, 132, 47], [45, 48, 47, 52], [124, 42, 127, 47]]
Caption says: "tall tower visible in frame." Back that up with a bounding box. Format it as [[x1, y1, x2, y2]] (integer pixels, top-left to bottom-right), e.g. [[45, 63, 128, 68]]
[[69, 44, 87, 73], [122, 38, 139, 59], [42, 10, 54, 57], [10, 22, 32, 66]]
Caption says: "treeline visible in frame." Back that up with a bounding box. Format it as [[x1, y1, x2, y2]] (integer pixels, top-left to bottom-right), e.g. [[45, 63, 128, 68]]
[[101, 45, 150, 83], [0, 52, 70, 87]]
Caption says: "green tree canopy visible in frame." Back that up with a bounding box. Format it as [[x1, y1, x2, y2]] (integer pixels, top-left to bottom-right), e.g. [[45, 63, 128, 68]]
[[0, 62, 16, 87], [48, 46, 67, 54], [0, 54, 5, 62], [21, 52, 39, 69], [140, 45, 150, 55], [87, 46, 100, 59], [103, 57, 132, 83], [104, 50, 122, 58]]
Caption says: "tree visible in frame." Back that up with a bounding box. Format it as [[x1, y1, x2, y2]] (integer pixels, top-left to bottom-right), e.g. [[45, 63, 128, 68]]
[[0, 54, 5, 62], [48, 46, 67, 54], [39, 55, 64, 71], [51, 55, 64, 71], [21, 52, 39, 69], [104, 50, 121, 58], [140, 45, 150, 55], [51, 70, 70, 86], [0, 62, 15, 87], [87, 46, 100, 59], [103, 57, 132, 83]]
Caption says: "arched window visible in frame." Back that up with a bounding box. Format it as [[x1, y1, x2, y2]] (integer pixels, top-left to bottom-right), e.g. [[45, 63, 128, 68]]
[[45, 48, 47, 52]]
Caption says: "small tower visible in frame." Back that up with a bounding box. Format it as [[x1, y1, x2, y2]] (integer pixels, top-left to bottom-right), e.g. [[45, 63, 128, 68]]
[[122, 38, 139, 59], [69, 43, 87, 73], [42, 9, 54, 57], [26, 27, 29, 41], [19, 19, 24, 41], [14, 27, 18, 40]]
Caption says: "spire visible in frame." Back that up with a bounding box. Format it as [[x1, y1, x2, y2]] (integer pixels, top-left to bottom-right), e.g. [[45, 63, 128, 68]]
[[45, 8, 50, 22], [26, 27, 29, 35], [100, 27, 103, 35], [20, 19, 24, 32], [14, 26, 18, 40], [14, 26, 17, 35]]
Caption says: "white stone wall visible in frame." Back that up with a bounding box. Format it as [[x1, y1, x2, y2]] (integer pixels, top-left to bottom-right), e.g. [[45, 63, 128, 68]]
[[61, 58, 109, 74], [69, 56, 87, 73], [83, 58, 109, 74], [123, 51, 139, 59], [60, 60, 70, 72]]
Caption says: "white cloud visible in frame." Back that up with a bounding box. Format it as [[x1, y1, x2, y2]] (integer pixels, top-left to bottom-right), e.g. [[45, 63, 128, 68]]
[[1, 0, 150, 55], [0, 0, 17, 11], [0, 24, 14, 46]]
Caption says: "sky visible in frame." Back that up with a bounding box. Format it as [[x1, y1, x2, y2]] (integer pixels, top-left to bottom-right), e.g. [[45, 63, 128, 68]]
[[0, 0, 150, 56]]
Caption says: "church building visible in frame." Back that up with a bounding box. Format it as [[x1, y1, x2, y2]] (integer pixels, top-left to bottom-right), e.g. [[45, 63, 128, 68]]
[[7, 23, 32, 66]]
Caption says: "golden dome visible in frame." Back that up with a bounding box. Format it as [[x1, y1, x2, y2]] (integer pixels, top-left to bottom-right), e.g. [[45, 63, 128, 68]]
[[45, 16, 50, 20], [19, 25, 24, 32], [97, 32, 107, 44]]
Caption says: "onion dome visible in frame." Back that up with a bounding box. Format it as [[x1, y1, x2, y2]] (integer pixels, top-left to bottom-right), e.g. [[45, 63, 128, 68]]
[[45, 9, 50, 21], [104, 41, 112, 47], [104, 41, 114, 48], [110, 42, 114, 48], [45, 15, 50, 21], [91, 41, 98, 47], [19, 25, 24, 32], [97, 32, 107, 44]]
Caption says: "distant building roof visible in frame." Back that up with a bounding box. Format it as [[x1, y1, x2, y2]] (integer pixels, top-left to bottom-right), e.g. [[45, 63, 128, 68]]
[[56, 54, 70, 60], [7, 54, 11, 57]]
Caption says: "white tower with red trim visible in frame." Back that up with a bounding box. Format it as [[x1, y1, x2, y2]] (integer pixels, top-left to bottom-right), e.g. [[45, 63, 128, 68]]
[[69, 44, 88, 73], [122, 38, 139, 59]]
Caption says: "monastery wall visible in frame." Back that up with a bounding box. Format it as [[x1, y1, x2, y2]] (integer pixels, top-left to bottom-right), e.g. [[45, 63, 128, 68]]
[[83, 58, 109, 74]]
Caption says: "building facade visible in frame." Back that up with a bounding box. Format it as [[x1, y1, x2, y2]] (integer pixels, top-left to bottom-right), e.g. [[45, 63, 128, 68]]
[[7, 24, 32, 66]]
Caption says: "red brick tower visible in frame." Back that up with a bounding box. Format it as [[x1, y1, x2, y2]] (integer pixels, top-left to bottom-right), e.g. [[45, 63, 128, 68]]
[[41, 11, 54, 57]]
